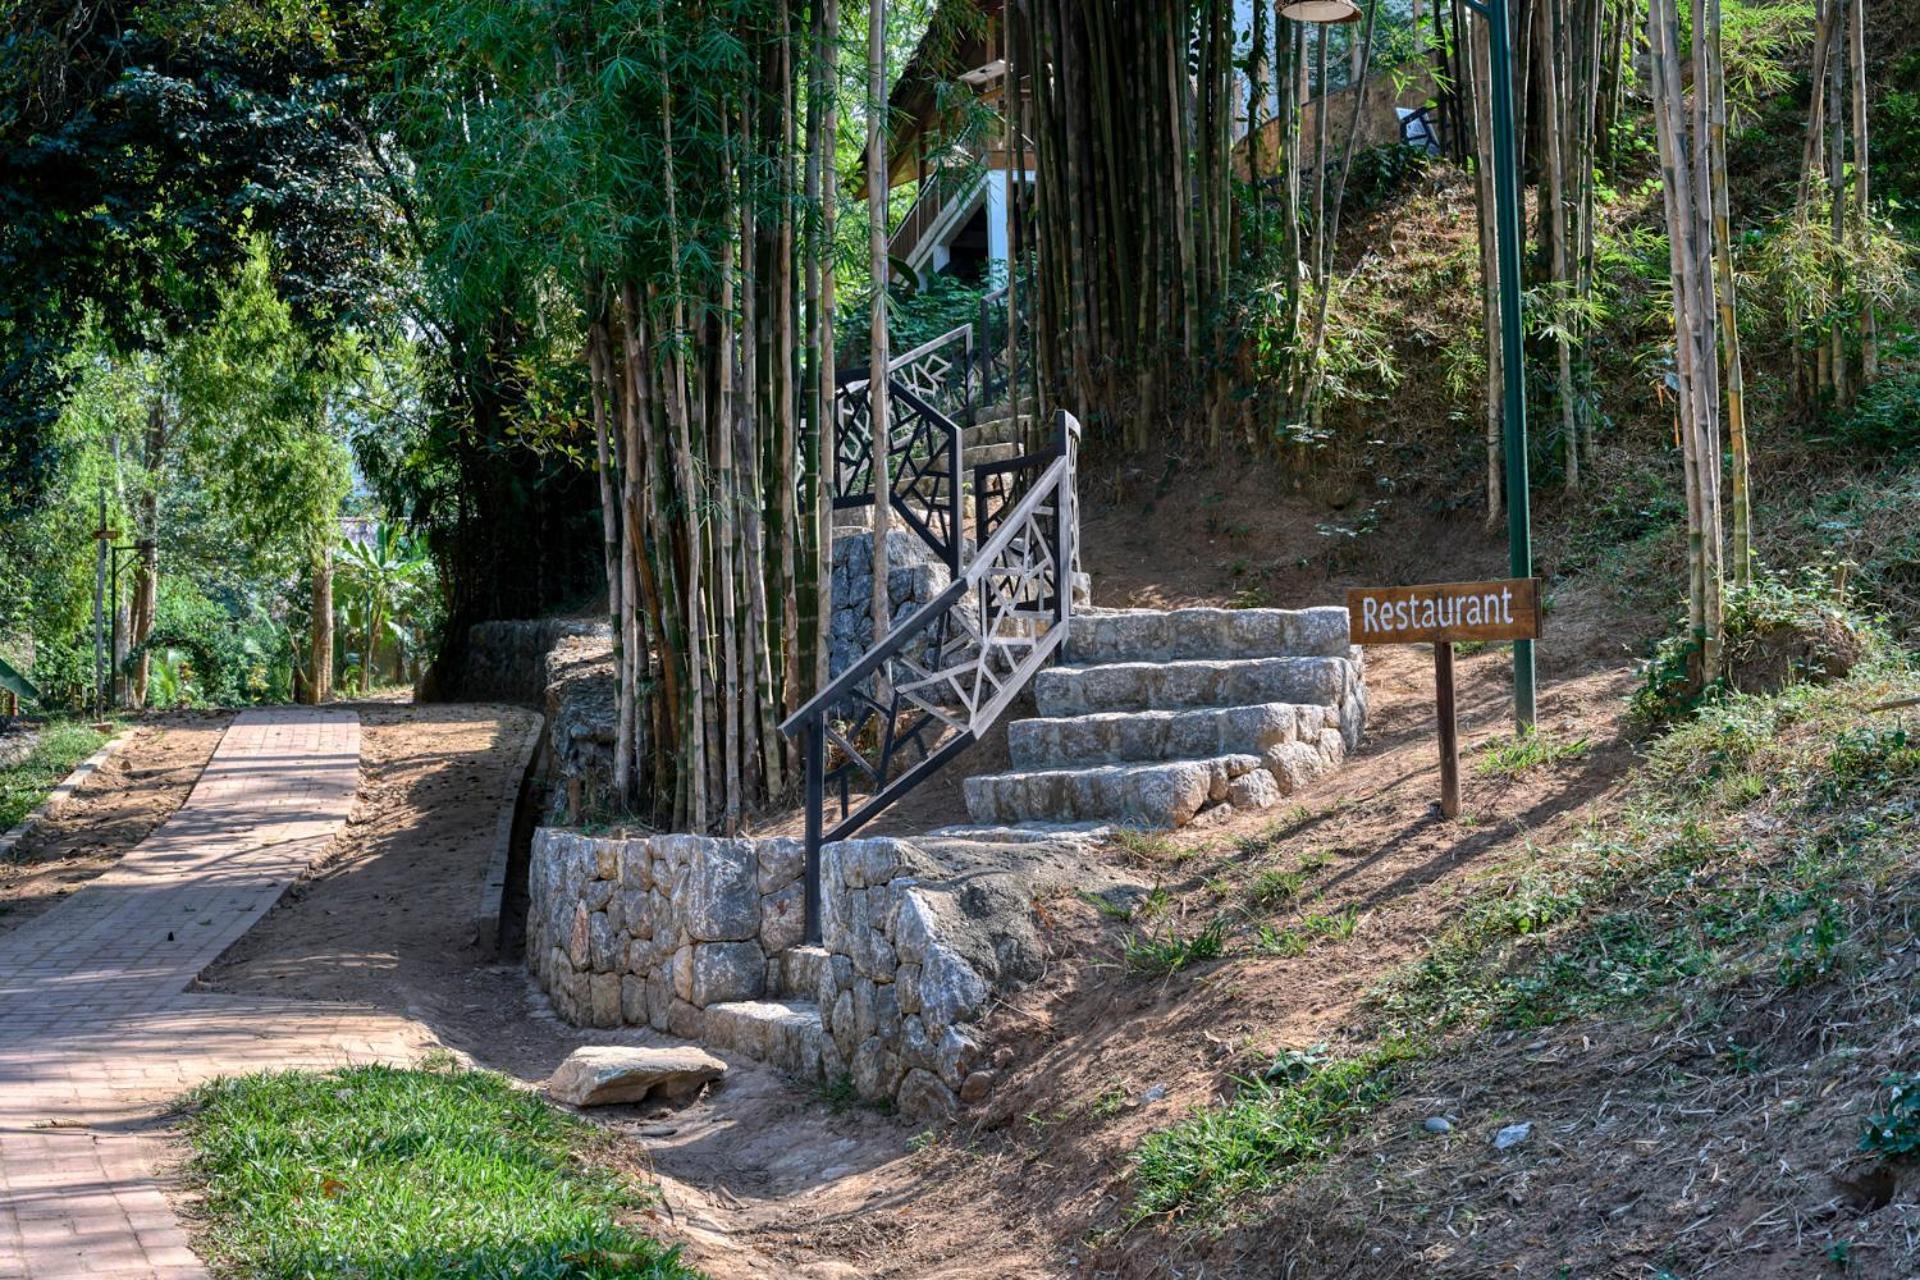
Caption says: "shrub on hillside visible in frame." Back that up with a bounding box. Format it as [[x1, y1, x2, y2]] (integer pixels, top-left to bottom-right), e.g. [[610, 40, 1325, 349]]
[[1632, 566, 1878, 725], [1818, 373, 1920, 456]]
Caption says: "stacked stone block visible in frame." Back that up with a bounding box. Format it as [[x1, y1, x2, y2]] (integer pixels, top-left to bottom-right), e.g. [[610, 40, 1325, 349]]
[[963, 605, 1368, 829], [527, 829, 1001, 1120]]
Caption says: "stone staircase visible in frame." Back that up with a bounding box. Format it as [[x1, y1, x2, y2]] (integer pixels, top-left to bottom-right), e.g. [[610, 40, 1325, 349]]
[[961, 606, 1366, 830]]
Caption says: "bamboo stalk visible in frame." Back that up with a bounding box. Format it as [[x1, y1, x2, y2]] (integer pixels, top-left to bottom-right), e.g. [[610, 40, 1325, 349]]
[[1704, 0, 1751, 587]]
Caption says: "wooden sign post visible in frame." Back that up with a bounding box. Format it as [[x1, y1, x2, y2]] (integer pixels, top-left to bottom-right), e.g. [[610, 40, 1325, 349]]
[[1347, 578, 1542, 819]]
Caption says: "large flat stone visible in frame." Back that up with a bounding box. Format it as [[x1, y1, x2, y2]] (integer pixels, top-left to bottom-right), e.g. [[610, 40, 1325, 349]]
[[1006, 702, 1301, 768], [1033, 656, 1351, 717], [702, 999, 829, 1079], [547, 1045, 727, 1107], [1063, 606, 1350, 664]]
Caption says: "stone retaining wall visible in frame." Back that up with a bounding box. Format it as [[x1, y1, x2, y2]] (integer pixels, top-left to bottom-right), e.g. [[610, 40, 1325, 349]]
[[528, 829, 1009, 1118], [828, 530, 953, 680]]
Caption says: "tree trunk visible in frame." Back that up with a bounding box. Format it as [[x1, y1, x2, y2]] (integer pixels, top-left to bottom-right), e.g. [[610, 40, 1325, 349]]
[[1848, 0, 1874, 379], [1704, 0, 1752, 587], [309, 548, 333, 705], [1470, 10, 1504, 525], [129, 395, 167, 709]]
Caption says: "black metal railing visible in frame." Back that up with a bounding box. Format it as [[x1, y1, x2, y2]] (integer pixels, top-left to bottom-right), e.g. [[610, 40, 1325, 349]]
[[781, 411, 1082, 942], [832, 379, 966, 576]]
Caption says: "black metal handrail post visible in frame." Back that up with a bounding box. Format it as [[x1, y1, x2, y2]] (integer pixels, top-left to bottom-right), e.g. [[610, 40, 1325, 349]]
[[946, 380, 964, 577], [803, 720, 824, 944]]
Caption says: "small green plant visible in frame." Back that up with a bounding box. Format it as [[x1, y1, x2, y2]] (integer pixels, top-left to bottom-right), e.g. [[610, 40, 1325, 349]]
[[1777, 897, 1847, 988], [1475, 730, 1592, 778], [1108, 827, 1185, 866], [1247, 869, 1307, 908], [1255, 924, 1310, 957], [1297, 851, 1332, 874], [818, 1073, 862, 1113], [1260, 1044, 1332, 1085], [1091, 1085, 1130, 1119], [1821, 725, 1920, 804], [1079, 889, 1135, 922], [1299, 906, 1361, 941], [1124, 918, 1229, 975], [1860, 1074, 1920, 1158], [1130, 1041, 1417, 1219], [1135, 886, 1173, 923]]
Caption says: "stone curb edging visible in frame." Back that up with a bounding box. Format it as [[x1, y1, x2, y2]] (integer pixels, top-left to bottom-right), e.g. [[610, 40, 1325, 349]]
[[476, 711, 546, 957], [0, 728, 133, 862]]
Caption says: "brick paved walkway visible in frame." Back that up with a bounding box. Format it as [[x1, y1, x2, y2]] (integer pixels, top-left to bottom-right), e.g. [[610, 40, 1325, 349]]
[[0, 709, 438, 1280]]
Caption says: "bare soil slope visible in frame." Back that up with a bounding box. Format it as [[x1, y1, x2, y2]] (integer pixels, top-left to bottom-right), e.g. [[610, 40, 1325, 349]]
[[0, 712, 229, 936]]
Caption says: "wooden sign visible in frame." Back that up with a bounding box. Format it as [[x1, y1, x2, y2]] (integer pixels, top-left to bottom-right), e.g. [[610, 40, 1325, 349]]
[[1346, 578, 1542, 646], [1344, 578, 1543, 821]]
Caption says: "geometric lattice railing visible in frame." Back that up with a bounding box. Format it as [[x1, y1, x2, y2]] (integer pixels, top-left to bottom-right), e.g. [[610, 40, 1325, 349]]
[[781, 410, 1082, 942], [832, 377, 965, 575]]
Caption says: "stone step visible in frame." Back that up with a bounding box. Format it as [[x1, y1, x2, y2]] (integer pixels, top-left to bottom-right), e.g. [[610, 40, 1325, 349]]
[[701, 997, 835, 1082], [1007, 702, 1321, 769], [1034, 656, 1353, 718], [963, 754, 1268, 829], [1063, 606, 1351, 665], [963, 440, 1023, 469], [969, 415, 1033, 449]]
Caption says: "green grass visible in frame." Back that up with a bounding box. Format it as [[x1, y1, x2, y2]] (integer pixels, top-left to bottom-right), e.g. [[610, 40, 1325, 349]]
[[1124, 918, 1228, 975], [1381, 667, 1917, 1035], [1254, 906, 1360, 958], [1246, 868, 1307, 908], [1127, 661, 1920, 1226], [1130, 1040, 1419, 1221], [1473, 729, 1592, 779], [176, 1061, 702, 1280], [0, 721, 111, 835]]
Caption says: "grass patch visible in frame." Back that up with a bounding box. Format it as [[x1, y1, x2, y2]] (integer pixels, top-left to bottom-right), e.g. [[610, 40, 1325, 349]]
[[1125, 918, 1228, 975], [1473, 729, 1592, 779], [1254, 907, 1361, 957], [176, 1061, 701, 1280], [0, 720, 111, 835], [1127, 660, 1920, 1227], [1246, 868, 1307, 908], [1130, 1040, 1418, 1221], [1378, 664, 1918, 1036], [1107, 826, 1186, 866]]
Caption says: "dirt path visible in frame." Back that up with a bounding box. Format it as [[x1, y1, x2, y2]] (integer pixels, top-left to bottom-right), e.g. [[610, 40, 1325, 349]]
[[164, 554, 1651, 1279], [0, 712, 230, 937], [200, 703, 552, 1055], [0, 708, 438, 1280]]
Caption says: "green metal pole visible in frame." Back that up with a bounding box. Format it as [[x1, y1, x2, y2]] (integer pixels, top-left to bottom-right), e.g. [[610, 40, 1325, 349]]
[[1482, 0, 1537, 730]]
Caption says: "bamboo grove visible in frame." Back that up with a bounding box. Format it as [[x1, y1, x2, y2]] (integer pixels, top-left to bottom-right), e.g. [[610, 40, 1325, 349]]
[[1008, 0, 1639, 499], [395, 0, 840, 831], [1006, 0, 1894, 690], [381, 0, 1904, 830]]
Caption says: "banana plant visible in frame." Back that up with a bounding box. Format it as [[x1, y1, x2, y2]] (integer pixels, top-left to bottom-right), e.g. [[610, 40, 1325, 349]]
[[336, 523, 431, 695]]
